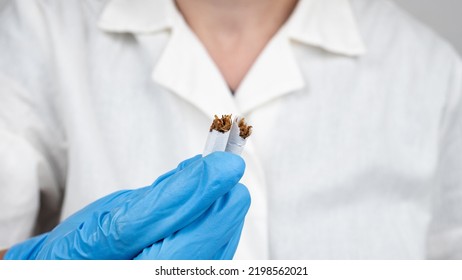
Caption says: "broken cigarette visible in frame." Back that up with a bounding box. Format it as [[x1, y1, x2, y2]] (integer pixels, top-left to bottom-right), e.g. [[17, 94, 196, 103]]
[[203, 115, 233, 156], [225, 117, 252, 155], [203, 114, 252, 156]]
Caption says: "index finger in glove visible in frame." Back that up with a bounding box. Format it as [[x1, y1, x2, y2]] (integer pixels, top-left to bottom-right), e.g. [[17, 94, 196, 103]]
[[117, 152, 246, 247]]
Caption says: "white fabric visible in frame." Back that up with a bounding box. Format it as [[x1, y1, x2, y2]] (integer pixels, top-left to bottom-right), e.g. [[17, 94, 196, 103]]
[[1, 0, 462, 259]]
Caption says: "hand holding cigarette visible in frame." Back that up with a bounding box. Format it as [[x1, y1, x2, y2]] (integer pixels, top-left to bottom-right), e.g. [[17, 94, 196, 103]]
[[3, 117, 251, 260], [136, 115, 253, 259]]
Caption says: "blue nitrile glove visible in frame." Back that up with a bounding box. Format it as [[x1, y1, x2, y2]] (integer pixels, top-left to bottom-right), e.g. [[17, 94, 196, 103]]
[[135, 184, 249, 259], [4, 152, 250, 260]]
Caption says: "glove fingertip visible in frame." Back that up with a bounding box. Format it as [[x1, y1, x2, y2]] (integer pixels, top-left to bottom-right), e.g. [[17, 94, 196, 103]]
[[203, 151, 246, 182], [229, 183, 251, 211]]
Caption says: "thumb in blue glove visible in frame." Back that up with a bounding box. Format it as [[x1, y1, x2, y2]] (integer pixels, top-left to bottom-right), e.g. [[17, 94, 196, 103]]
[[135, 183, 250, 259], [4, 152, 249, 260]]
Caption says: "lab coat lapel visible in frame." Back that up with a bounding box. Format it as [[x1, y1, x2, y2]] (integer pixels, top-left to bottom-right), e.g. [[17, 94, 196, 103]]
[[152, 18, 237, 118], [99, 0, 365, 118], [234, 0, 366, 115], [288, 0, 366, 56], [234, 27, 305, 115]]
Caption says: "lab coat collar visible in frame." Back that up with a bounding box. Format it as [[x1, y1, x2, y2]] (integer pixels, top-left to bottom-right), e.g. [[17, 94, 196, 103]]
[[150, 19, 238, 118], [287, 0, 366, 56], [98, 0, 366, 115], [98, 0, 366, 56], [234, 27, 305, 114], [98, 0, 177, 33]]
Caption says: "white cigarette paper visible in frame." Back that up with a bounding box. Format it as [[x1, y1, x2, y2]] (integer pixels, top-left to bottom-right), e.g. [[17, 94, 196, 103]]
[[203, 115, 252, 157], [225, 117, 247, 156], [203, 129, 230, 156], [203, 115, 232, 157]]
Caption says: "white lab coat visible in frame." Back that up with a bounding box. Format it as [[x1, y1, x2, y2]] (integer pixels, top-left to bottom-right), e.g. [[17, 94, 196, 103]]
[[1, 0, 461, 259]]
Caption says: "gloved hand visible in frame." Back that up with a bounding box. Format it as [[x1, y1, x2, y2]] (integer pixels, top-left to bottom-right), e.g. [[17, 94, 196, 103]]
[[4, 152, 251, 260]]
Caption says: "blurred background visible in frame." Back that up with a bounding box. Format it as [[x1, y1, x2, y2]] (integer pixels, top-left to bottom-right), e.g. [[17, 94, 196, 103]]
[[393, 0, 462, 55]]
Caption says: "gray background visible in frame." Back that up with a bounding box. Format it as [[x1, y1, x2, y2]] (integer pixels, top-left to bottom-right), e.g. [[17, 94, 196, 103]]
[[392, 0, 462, 55]]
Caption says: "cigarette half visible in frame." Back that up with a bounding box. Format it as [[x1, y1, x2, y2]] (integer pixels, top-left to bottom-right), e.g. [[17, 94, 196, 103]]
[[225, 117, 252, 155], [203, 115, 233, 156]]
